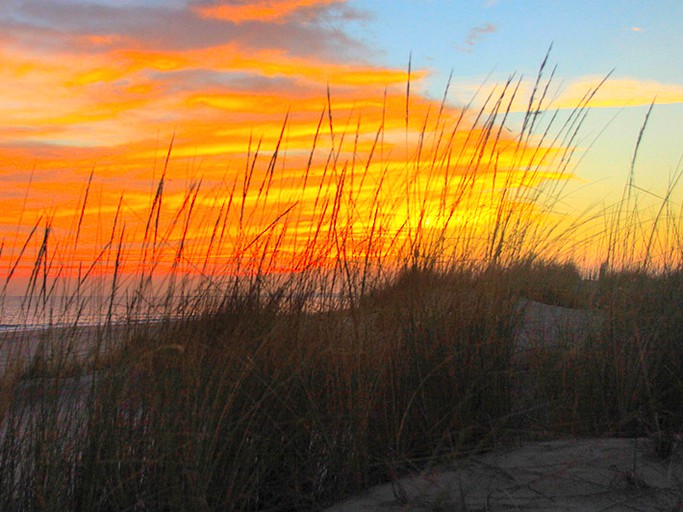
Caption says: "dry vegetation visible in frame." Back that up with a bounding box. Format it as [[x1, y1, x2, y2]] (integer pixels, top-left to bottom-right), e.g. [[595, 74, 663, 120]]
[[1, 58, 682, 511]]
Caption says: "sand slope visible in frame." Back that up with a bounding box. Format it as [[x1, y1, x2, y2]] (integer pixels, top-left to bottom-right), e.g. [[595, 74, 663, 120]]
[[326, 437, 683, 511]]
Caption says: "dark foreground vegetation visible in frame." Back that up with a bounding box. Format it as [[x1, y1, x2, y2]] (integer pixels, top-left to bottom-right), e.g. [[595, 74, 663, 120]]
[[2, 263, 683, 511], [1, 59, 682, 510]]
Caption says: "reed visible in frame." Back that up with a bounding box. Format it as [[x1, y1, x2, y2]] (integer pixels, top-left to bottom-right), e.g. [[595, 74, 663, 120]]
[[0, 55, 681, 510]]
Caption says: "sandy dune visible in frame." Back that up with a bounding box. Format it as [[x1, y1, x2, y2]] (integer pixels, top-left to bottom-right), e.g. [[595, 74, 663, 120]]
[[326, 300, 682, 511], [326, 437, 683, 511], [5, 297, 682, 511], [514, 297, 606, 354]]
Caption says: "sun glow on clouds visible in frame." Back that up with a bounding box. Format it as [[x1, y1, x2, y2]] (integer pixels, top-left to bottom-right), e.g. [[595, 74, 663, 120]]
[[556, 77, 683, 108], [0, 0, 578, 283], [452, 75, 683, 115], [195, 0, 343, 23]]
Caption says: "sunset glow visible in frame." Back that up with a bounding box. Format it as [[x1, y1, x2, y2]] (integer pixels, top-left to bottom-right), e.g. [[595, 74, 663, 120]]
[[1, 1, 681, 292]]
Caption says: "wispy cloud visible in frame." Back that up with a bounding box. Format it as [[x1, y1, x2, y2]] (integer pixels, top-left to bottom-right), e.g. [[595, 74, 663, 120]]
[[460, 22, 497, 53], [450, 75, 683, 114], [555, 76, 683, 109]]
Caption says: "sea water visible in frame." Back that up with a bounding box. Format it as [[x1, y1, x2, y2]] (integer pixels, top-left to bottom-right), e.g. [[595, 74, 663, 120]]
[[0, 295, 158, 331]]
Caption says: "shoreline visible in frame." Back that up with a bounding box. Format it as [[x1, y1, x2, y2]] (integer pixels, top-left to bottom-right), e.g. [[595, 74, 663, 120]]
[[0, 319, 160, 378]]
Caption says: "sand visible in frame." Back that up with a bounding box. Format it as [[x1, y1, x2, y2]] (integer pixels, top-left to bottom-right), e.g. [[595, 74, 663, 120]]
[[325, 437, 683, 511], [513, 297, 606, 355]]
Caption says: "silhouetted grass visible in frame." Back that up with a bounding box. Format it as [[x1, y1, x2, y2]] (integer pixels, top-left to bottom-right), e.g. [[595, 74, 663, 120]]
[[0, 56, 682, 510]]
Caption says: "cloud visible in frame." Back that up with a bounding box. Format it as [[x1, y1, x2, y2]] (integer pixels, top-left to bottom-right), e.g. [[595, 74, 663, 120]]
[[0, 0, 427, 206], [631, 26, 643, 32], [0, 0, 406, 149], [460, 22, 497, 53], [3, 0, 360, 56], [194, 0, 344, 23], [450, 75, 683, 115], [0, 0, 570, 279], [555, 76, 683, 109]]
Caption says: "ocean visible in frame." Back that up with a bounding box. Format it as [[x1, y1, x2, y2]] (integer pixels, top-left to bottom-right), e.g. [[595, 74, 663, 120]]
[[0, 295, 154, 331]]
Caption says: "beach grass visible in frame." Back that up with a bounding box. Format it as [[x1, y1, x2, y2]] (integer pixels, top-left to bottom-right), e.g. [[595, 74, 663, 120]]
[[1, 59, 682, 510]]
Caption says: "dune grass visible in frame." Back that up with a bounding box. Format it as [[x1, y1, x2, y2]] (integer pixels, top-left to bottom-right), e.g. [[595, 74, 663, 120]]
[[1, 59, 682, 510]]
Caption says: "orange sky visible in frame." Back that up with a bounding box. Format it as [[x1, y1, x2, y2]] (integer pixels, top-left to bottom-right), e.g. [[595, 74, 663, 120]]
[[1, 0, 679, 295]]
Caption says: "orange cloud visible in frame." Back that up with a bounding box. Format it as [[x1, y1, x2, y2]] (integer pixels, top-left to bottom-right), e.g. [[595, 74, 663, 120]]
[[0, 3, 580, 289], [112, 43, 417, 86], [195, 0, 342, 23]]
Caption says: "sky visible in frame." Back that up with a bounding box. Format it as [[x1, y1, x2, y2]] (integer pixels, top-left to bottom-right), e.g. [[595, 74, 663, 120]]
[[1, 0, 682, 287]]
